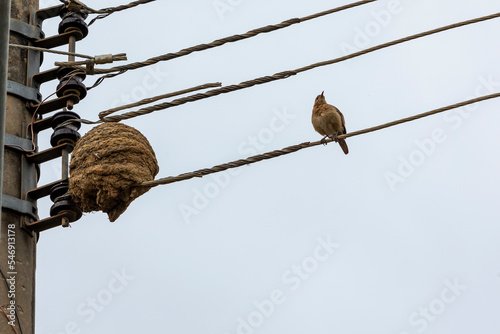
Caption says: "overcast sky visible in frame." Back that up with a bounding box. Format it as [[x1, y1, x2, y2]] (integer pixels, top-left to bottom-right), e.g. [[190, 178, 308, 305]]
[[33, 0, 500, 333]]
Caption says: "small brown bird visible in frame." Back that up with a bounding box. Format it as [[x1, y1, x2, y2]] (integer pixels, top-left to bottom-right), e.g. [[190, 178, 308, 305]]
[[311, 91, 349, 154]]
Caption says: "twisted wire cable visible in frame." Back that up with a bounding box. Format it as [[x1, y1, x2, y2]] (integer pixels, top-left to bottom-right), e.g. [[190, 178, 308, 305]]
[[99, 12, 500, 122], [57, 0, 376, 87], [140, 92, 500, 188]]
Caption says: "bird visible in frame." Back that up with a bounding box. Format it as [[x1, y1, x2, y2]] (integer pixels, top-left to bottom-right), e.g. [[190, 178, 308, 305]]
[[311, 91, 349, 155]]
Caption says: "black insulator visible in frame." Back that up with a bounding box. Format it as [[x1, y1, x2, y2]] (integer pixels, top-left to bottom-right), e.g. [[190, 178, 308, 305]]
[[58, 12, 89, 38], [57, 67, 86, 81], [50, 196, 82, 222], [59, 6, 89, 20], [56, 76, 87, 99], [50, 127, 81, 147], [50, 181, 69, 202], [51, 111, 82, 130]]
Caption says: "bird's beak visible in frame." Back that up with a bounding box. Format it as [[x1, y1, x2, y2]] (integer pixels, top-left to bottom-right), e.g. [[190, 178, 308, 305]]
[[321, 91, 324, 96]]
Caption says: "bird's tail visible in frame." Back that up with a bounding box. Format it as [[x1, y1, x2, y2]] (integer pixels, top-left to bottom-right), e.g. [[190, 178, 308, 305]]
[[338, 139, 349, 155]]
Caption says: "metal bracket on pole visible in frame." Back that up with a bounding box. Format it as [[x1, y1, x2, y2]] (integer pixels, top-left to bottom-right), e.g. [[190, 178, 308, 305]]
[[24, 212, 72, 233], [2, 195, 39, 221], [28, 93, 80, 114], [34, 5, 65, 26], [4, 133, 34, 151], [34, 30, 84, 50], [6, 80, 41, 103], [27, 143, 74, 164], [9, 19, 44, 40], [27, 178, 67, 201]]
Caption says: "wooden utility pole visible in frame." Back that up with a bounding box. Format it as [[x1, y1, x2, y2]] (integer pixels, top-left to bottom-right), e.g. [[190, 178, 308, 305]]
[[1, 0, 39, 333]]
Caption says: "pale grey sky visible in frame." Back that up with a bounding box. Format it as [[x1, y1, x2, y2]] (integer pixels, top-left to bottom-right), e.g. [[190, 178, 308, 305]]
[[34, 0, 500, 333]]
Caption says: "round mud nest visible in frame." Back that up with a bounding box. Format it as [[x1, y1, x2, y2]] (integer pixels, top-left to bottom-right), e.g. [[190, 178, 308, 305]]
[[69, 123, 159, 222]]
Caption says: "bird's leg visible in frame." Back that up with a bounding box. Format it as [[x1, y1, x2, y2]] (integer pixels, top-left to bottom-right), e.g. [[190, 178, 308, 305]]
[[328, 134, 339, 142], [320, 136, 329, 145]]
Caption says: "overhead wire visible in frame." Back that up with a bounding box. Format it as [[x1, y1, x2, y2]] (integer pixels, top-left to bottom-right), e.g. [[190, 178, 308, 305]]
[[45, 3, 500, 189], [8, 44, 127, 73], [54, 81, 228, 129], [56, 0, 376, 88], [139, 92, 500, 188], [86, 0, 157, 25], [9, 44, 93, 59], [54, 53, 127, 68], [59, 0, 157, 26], [99, 82, 222, 117], [97, 11, 500, 122]]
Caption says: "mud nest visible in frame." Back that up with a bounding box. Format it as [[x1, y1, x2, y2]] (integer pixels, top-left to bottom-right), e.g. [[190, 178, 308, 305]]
[[69, 123, 159, 222]]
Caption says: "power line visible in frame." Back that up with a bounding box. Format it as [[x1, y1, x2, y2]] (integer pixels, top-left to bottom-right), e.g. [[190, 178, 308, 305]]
[[87, 0, 157, 25], [139, 92, 500, 188], [9, 45, 127, 73], [95, 0, 375, 73], [9, 44, 93, 59], [59, 0, 157, 25], [54, 54, 127, 67], [57, 0, 376, 87], [98, 11, 500, 123], [99, 82, 222, 117], [54, 82, 226, 128]]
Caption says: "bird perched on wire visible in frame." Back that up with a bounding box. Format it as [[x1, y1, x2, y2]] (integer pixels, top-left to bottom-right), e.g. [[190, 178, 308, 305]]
[[311, 91, 349, 155]]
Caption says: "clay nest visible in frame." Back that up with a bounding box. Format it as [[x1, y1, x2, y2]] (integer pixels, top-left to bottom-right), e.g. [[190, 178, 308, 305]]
[[69, 123, 159, 222]]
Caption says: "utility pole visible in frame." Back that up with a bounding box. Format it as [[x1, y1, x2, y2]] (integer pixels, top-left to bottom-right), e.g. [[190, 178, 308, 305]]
[[1, 0, 39, 333], [1, 0, 89, 331]]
